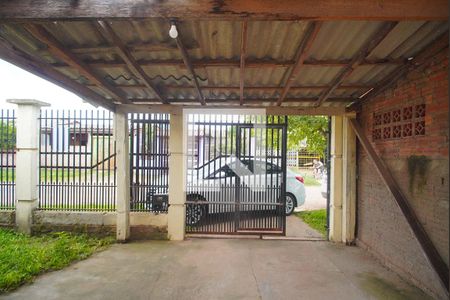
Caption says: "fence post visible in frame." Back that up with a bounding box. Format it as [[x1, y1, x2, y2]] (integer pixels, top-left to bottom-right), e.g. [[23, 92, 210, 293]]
[[7, 99, 49, 234], [168, 109, 186, 240], [114, 108, 130, 241]]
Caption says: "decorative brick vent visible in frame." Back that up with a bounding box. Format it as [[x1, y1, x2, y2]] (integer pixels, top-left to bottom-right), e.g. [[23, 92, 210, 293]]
[[372, 103, 426, 141]]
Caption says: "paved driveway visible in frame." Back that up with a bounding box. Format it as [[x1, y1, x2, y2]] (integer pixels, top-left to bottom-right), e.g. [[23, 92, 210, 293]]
[[1, 238, 431, 300]]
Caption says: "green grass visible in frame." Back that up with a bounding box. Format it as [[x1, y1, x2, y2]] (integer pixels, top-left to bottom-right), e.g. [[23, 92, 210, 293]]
[[1, 169, 114, 183], [302, 174, 321, 186], [295, 209, 327, 237], [0, 229, 114, 293]]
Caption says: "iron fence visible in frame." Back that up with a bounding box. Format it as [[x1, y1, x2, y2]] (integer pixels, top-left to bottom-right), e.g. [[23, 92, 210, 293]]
[[0, 109, 16, 209], [129, 113, 169, 212], [38, 110, 116, 211]]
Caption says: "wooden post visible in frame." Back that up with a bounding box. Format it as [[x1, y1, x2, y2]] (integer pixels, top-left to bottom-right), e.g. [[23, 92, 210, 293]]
[[342, 116, 356, 244]]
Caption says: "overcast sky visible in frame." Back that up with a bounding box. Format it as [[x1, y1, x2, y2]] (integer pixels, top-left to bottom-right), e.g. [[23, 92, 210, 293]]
[[0, 59, 102, 110]]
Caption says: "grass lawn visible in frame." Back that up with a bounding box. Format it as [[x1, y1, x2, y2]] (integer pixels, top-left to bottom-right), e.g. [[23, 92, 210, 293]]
[[295, 209, 327, 237], [0, 229, 113, 293]]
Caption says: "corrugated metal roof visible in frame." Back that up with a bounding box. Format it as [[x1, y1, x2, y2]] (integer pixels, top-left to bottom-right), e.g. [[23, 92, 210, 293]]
[[0, 19, 447, 109]]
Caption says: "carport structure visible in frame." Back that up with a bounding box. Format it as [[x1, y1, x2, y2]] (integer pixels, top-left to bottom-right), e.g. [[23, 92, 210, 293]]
[[0, 1, 448, 299]]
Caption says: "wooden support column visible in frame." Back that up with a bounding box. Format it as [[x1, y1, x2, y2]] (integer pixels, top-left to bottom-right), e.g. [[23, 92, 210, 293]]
[[329, 116, 343, 242], [114, 108, 130, 241], [342, 115, 357, 244], [167, 110, 186, 240]]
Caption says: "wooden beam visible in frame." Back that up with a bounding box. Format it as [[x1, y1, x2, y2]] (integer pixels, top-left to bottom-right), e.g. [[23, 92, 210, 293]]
[[239, 20, 248, 105], [119, 103, 346, 116], [96, 21, 167, 104], [277, 22, 322, 106], [129, 97, 352, 104], [315, 22, 398, 107], [0, 36, 115, 110], [347, 31, 449, 111], [23, 23, 129, 104], [173, 23, 206, 106], [52, 58, 406, 69], [0, 0, 446, 20], [87, 84, 371, 91], [349, 119, 449, 294]]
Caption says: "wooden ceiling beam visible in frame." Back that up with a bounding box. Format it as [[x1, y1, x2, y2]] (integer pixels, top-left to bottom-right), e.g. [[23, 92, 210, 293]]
[[0, 36, 115, 110], [277, 22, 322, 106], [315, 22, 398, 107], [239, 20, 248, 105], [128, 97, 352, 104], [23, 23, 129, 104], [51, 58, 406, 69], [96, 20, 168, 104], [173, 23, 206, 106], [347, 31, 449, 111], [0, 0, 446, 20]]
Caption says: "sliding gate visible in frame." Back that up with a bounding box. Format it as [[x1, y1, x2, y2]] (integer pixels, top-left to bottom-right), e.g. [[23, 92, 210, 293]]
[[186, 114, 287, 235]]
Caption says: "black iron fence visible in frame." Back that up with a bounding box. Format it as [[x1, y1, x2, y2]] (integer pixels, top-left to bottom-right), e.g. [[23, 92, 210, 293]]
[[129, 113, 169, 212], [38, 110, 116, 211], [0, 109, 16, 209]]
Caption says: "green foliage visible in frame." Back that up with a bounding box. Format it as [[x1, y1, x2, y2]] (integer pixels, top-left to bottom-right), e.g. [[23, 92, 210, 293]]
[[0, 121, 16, 150], [295, 209, 327, 237], [0, 229, 113, 293], [287, 116, 328, 157]]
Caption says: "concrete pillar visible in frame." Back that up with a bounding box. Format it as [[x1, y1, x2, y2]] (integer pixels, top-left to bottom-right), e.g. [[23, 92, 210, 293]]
[[114, 109, 130, 241], [7, 99, 49, 234], [342, 115, 357, 244], [329, 116, 343, 242], [168, 110, 186, 240]]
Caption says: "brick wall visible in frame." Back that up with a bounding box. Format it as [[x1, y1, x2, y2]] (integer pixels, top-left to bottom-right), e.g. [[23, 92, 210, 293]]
[[356, 49, 448, 299]]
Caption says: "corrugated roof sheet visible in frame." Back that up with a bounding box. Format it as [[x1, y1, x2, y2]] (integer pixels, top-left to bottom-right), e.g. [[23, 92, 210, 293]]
[[0, 19, 447, 108]]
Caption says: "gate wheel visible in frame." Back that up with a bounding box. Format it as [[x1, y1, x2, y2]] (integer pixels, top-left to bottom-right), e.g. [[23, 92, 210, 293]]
[[186, 194, 207, 226]]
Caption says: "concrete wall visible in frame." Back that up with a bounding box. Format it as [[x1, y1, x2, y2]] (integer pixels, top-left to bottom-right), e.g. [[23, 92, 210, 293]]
[[356, 50, 448, 299], [0, 210, 168, 240]]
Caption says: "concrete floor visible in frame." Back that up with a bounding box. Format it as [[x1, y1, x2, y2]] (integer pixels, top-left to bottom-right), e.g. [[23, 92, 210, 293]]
[[2, 238, 432, 300], [286, 215, 323, 239]]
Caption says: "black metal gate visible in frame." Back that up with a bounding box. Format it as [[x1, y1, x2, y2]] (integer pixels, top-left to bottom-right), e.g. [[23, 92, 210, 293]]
[[129, 113, 169, 212], [186, 114, 287, 235]]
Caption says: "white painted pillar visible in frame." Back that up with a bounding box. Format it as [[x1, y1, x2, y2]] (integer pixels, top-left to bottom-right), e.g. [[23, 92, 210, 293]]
[[329, 116, 343, 242], [114, 109, 130, 241], [342, 115, 357, 244], [168, 110, 186, 240], [7, 99, 49, 234]]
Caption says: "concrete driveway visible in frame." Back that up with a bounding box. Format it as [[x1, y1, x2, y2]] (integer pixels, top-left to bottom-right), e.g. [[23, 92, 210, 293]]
[[1, 238, 431, 300]]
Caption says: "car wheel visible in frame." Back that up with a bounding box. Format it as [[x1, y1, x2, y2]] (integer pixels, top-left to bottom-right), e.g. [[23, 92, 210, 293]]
[[285, 193, 297, 216], [186, 194, 206, 225]]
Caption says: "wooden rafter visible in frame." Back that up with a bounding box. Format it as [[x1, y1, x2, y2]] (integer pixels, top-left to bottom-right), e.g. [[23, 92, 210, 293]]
[[0, 36, 115, 110], [92, 84, 371, 91], [173, 23, 206, 106], [51, 58, 406, 69], [277, 22, 322, 106], [348, 31, 449, 111], [239, 20, 248, 105], [96, 21, 168, 104], [0, 0, 447, 20], [315, 22, 398, 107], [23, 24, 129, 104], [129, 97, 352, 104], [349, 119, 449, 294]]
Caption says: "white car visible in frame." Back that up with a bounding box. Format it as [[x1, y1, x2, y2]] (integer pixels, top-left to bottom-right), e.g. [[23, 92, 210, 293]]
[[185, 157, 306, 224]]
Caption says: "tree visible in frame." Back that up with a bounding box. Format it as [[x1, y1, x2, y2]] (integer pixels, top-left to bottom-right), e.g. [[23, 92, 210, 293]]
[[0, 121, 16, 150], [287, 116, 328, 157]]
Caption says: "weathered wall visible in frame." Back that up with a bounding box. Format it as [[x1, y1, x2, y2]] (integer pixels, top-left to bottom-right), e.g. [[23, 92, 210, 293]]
[[0, 210, 168, 240], [356, 50, 449, 299]]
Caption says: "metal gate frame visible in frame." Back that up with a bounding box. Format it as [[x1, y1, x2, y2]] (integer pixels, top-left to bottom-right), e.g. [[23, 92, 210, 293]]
[[186, 115, 287, 235]]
